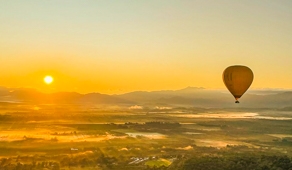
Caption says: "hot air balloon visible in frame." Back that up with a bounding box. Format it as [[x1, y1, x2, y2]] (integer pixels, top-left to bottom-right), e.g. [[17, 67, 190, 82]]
[[223, 65, 253, 103]]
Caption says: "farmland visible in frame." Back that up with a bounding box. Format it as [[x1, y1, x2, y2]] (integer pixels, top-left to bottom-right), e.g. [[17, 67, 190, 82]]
[[1, 103, 292, 169]]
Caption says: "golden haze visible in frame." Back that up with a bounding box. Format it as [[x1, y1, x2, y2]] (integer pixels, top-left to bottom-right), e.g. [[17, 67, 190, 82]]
[[1, 1, 292, 93]]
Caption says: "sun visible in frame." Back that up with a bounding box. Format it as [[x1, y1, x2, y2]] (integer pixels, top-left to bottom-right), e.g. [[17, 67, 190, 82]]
[[44, 76, 54, 84]]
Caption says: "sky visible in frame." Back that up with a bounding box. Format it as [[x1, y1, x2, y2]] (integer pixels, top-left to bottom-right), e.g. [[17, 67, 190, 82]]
[[1, 0, 292, 94]]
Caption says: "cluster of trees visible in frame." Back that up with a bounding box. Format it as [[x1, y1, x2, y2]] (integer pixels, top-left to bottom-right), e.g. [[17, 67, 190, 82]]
[[0, 159, 60, 170], [0, 154, 119, 170], [2, 154, 292, 170], [171, 155, 292, 170], [60, 153, 118, 169]]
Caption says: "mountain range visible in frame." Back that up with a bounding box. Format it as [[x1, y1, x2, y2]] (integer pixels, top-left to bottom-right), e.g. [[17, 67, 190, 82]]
[[0, 86, 291, 108]]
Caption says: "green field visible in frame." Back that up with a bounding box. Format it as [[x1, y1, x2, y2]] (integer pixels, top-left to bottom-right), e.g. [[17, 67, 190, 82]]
[[145, 158, 172, 168]]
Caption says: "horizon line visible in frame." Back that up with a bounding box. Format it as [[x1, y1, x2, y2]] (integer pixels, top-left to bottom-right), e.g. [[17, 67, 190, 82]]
[[1, 86, 292, 95]]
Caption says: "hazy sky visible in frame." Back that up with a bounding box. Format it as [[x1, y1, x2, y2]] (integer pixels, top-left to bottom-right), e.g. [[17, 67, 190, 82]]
[[1, 0, 292, 93]]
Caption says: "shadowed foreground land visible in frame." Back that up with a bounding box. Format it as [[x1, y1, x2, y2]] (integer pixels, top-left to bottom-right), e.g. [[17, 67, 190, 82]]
[[1, 103, 292, 169]]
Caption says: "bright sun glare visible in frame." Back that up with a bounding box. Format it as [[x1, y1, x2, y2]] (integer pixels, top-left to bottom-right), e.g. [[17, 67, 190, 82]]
[[44, 76, 54, 84]]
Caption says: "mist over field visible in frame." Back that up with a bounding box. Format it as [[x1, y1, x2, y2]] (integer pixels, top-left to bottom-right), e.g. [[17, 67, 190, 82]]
[[1, 87, 292, 169]]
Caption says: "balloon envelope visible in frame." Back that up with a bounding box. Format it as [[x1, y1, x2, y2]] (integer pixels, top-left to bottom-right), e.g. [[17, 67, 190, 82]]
[[223, 65, 253, 102]]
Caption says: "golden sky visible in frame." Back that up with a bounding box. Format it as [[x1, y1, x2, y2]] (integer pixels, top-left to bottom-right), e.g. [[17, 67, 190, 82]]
[[1, 1, 292, 94]]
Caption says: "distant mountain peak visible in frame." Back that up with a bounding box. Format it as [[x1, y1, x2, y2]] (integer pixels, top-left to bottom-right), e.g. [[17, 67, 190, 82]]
[[178, 87, 205, 91]]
